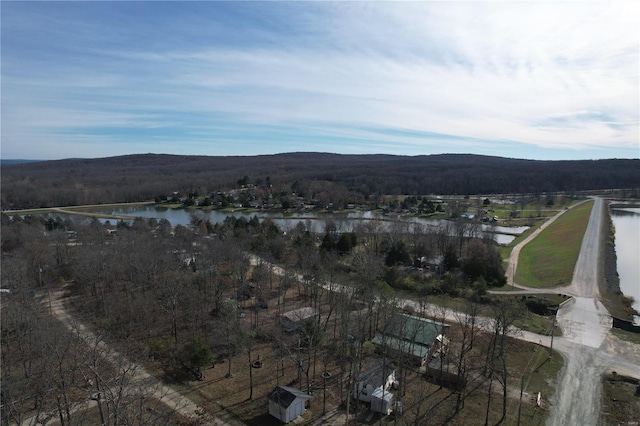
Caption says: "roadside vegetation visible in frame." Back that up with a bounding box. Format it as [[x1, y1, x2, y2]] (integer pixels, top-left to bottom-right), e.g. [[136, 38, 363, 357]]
[[612, 329, 640, 345]]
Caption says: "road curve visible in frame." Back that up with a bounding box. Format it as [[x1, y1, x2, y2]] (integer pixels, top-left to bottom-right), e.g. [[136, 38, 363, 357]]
[[26, 287, 230, 426]]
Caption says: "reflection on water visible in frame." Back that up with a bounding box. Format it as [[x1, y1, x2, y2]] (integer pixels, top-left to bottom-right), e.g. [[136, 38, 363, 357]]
[[611, 208, 640, 321], [88, 205, 525, 245]]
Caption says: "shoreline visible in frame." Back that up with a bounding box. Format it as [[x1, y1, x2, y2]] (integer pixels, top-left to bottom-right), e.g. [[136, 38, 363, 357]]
[[600, 201, 639, 321]]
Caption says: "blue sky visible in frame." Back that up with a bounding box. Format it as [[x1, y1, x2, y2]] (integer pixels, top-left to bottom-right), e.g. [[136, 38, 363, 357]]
[[1, 1, 638, 161]]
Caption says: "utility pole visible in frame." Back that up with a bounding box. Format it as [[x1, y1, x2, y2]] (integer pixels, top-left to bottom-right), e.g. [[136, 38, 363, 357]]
[[549, 317, 556, 359], [517, 373, 525, 425]]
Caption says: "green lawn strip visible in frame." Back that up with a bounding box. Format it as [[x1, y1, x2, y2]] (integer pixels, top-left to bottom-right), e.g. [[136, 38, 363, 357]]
[[490, 284, 520, 291], [477, 339, 562, 426], [498, 219, 549, 262], [490, 199, 574, 222], [3, 207, 54, 215], [515, 200, 594, 288], [517, 346, 563, 401], [62, 201, 154, 211]]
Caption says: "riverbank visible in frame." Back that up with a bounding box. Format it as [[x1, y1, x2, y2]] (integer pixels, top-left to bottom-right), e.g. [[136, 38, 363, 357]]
[[599, 202, 638, 321]]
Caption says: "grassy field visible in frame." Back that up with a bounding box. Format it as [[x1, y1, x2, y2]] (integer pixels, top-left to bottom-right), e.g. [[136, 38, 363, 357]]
[[601, 373, 640, 425], [496, 201, 585, 270], [515, 200, 594, 288]]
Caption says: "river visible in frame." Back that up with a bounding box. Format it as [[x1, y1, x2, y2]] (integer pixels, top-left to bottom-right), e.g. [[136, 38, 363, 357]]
[[610, 207, 640, 320]]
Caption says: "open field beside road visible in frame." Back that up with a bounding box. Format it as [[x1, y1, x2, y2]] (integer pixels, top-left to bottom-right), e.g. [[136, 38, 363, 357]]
[[515, 200, 593, 288]]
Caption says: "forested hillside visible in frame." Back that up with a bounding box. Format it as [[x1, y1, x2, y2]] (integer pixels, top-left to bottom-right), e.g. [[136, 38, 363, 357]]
[[2, 152, 638, 208]]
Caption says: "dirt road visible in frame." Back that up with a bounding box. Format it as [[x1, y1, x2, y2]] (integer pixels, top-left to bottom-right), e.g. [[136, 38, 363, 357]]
[[24, 287, 230, 426], [544, 198, 639, 426]]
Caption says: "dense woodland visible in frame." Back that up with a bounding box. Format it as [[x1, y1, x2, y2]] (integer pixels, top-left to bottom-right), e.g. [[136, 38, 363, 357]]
[[2, 153, 639, 209]]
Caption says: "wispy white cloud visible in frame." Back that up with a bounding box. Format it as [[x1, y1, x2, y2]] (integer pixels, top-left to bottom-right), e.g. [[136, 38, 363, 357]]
[[1, 1, 637, 160]]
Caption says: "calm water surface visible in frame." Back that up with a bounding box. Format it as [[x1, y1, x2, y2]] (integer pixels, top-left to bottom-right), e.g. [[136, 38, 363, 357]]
[[89, 205, 527, 245], [611, 208, 640, 319]]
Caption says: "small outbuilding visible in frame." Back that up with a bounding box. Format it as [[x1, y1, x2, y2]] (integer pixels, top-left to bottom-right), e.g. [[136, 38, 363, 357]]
[[280, 307, 317, 332], [353, 359, 397, 415], [268, 385, 312, 423], [353, 359, 396, 403], [371, 387, 394, 415]]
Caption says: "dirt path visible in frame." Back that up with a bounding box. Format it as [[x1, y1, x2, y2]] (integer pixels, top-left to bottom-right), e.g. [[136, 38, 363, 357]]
[[24, 287, 233, 426]]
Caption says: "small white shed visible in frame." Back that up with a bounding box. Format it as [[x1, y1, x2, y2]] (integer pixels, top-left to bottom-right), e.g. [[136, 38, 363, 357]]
[[371, 387, 394, 415], [353, 359, 397, 415], [268, 385, 312, 423]]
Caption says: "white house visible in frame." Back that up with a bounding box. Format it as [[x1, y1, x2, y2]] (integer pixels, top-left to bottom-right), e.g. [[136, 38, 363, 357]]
[[268, 386, 312, 423], [353, 359, 396, 414]]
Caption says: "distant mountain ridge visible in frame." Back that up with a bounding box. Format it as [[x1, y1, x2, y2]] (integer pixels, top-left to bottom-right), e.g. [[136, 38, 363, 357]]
[[1, 152, 639, 209], [1, 159, 43, 165]]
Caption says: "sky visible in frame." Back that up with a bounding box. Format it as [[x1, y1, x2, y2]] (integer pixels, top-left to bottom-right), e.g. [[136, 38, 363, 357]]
[[1, 1, 639, 161]]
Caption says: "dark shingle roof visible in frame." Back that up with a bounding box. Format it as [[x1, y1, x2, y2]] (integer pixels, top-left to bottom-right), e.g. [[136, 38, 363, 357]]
[[268, 386, 311, 408], [358, 359, 395, 389]]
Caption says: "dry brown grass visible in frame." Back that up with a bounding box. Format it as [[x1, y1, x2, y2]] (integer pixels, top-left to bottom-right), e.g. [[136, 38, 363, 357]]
[[160, 286, 562, 426], [601, 374, 640, 425]]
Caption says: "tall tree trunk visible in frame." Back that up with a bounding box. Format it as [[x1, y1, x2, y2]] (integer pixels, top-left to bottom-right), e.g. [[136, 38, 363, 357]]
[[248, 347, 253, 400]]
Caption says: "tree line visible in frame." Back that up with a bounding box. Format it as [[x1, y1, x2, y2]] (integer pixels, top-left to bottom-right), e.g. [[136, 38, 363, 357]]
[[2, 152, 638, 209]]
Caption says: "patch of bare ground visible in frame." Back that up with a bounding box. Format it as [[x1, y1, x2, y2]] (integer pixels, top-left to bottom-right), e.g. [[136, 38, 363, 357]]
[[601, 374, 640, 425], [159, 298, 561, 425], [60, 265, 561, 426]]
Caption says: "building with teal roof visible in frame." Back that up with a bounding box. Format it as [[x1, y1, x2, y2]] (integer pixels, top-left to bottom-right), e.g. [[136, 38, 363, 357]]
[[371, 313, 448, 365]]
